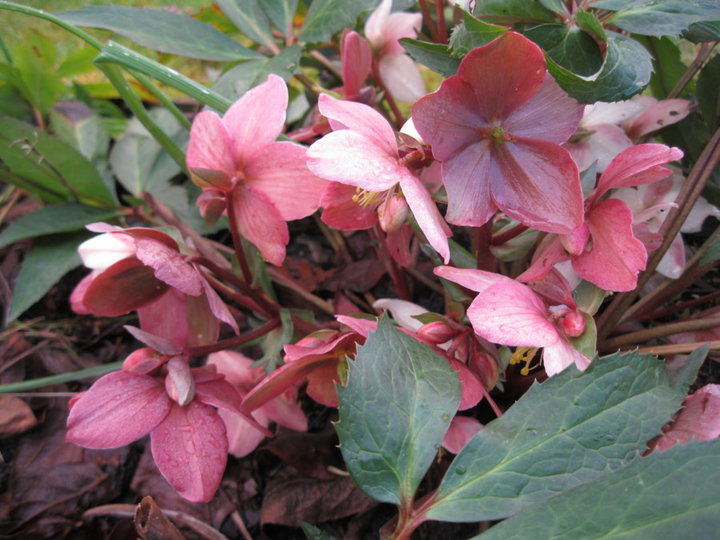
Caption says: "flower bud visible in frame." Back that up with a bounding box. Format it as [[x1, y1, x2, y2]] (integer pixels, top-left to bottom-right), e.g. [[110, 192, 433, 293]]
[[418, 321, 458, 344], [560, 310, 586, 338], [378, 194, 410, 233], [165, 357, 195, 406], [122, 347, 166, 374]]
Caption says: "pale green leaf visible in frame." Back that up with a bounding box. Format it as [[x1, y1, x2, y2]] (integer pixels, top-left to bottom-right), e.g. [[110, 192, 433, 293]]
[[216, 0, 275, 50], [261, 0, 299, 37]]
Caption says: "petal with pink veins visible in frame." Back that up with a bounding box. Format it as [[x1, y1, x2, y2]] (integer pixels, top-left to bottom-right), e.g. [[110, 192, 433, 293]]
[[151, 401, 228, 502], [223, 74, 287, 164], [517, 236, 569, 283], [186, 111, 237, 177], [341, 31, 372, 100], [134, 238, 203, 296], [66, 371, 170, 449]]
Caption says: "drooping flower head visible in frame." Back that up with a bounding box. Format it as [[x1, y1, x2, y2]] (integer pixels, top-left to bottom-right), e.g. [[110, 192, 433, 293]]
[[413, 31, 584, 233], [186, 74, 327, 265]]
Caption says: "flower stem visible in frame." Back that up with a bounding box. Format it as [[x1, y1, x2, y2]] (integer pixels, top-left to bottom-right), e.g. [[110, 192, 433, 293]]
[[600, 317, 720, 353], [184, 318, 281, 358]]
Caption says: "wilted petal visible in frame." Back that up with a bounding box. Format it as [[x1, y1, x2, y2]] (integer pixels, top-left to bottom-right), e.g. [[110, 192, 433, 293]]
[[186, 111, 236, 177], [573, 198, 646, 292], [398, 171, 450, 262], [66, 371, 170, 449], [223, 74, 287, 164], [378, 54, 426, 103], [245, 141, 327, 221], [491, 138, 583, 234], [151, 401, 227, 502], [230, 184, 289, 266]]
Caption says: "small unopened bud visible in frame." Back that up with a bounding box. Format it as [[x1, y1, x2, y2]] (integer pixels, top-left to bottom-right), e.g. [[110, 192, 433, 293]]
[[418, 321, 458, 344], [560, 310, 586, 338], [165, 357, 195, 406], [122, 347, 166, 374], [378, 194, 410, 232]]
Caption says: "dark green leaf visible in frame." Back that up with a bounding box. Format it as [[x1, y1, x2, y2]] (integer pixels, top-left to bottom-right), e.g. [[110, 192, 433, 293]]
[[575, 11, 607, 41], [300, 0, 376, 43], [449, 10, 507, 56], [216, 0, 275, 50], [335, 319, 461, 505], [668, 344, 709, 394], [472, 0, 556, 24], [596, 0, 720, 37], [684, 20, 720, 42], [0, 204, 120, 249], [58, 6, 262, 61], [0, 117, 116, 205], [49, 101, 109, 161], [12, 45, 66, 115], [425, 351, 683, 522], [475, 440, 720, 539], [547, 32, 653, 103], [7, 232, 86, 322], [524, 24, 602, 76], [636, 36, 686, 99], [261, 0, 299, 37], [400, 39, 460, 77], [538, 0, 565, 14], [698, 54, 720, 133], [0, 86, 32, 121], [300, 522, 337, 540]]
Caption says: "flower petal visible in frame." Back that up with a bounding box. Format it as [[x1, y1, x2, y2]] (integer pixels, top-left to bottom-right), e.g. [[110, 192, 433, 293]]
[[134, 238, 203, 296], [150, 401, 227, 502], [320, 182, 378, 230], [654, 385, 720, 452], [434, 266, 512, 294], [223, 74, 287, 163], [186, 110, 237, 177], [378, 54, 426, 103], [543, 337, 590, 376], [66, 371, 170, 449], [443, 416, 483, 454], [341, 31, 372, 100]]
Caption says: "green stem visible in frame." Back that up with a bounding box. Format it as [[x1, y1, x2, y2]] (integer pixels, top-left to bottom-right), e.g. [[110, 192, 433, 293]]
[[0, 361, 123, 393], [130, 69, 191, 130]]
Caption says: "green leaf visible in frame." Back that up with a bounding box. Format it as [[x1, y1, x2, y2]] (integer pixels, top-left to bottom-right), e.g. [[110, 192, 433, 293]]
[[524, 24, 603, 76], [425, 350, 683, 522], [475, 440, 720, 539], [58, 6, 262, 61], [300, 522, 337, 540], [636, 36, 686, 99], [217, 0, 276, 50], [472, 0, 556, 24], [0, 117, 116, 205], [0, 86, 32, 121], [697, 54, 720, 133], [538, 0, 565, 13], [12, 44, 66, 115], [300, 0, 376, 43], [668, 344, 709, 394], [7, 232, 86, 322], [335, 319, 461, 505], [109, 108, 186, 196], [596, 0, 720, 37], [0, 204, 120, 249], [547, 32, 652, 103], [261, 0, 299, 37], [49, 101, 109, 161], [684, 20, 720, 42], [400, 39, 460, 77], [449, 10, 507, 56], [575, 11, 607, 41]]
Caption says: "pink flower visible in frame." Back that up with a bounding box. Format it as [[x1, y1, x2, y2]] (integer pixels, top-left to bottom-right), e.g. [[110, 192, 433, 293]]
[[70, 223, 237, 345], [435, 266, 591, 376], [307, 94, 451, 262], [340, 30, 373, 102], [365, 0, 425, 103], [66, 354, 269, 502], [186, 74, 327, 265], [652, 385, 720, 452], [412, 32, 584, 233]]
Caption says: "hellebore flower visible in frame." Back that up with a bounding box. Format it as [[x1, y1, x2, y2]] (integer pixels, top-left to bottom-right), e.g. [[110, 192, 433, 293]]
[[339, 30, 373, 102], [66, 354, 269, 502], [70, 223, 237, 345], [307, 94, 451, 262], [435, 266, 591, 376], [365, 0, 425, 103], [186, 74, 327, 265], [413, 31, 584, 233]]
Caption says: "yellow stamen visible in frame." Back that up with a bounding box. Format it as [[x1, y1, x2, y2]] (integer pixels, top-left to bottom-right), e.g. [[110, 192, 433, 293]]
[[510, 347, 539, 376], [351, 187, 383, 207]]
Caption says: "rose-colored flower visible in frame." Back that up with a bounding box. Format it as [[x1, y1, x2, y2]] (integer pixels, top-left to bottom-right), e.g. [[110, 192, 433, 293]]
[[186, 74, 327, 265], [413, 31, 584, 233]]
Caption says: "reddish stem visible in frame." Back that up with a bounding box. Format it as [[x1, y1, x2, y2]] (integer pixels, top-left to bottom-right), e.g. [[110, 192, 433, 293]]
[[224, 187, 255, 285], [491, 222, 529, 245], [418, 0, 439, 42], [370, 225, 411, 300], [434, 0, 447, 43], [184, 318, 280, 358]]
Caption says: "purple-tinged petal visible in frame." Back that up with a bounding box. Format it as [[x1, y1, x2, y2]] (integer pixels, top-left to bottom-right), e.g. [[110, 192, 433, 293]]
[[441, 140, 496, 227], [261, 393, 308, 431], [434, 266, 512, 294], [459, 32, 545, 121], [543, 337, 590, 376], [150, 401, 227, 502], [443, 416, 483, 454], [199, 275, 238, 334], [341, 31, 372, 100], [503, 75, 582, 144], [70, 273, 95, 314], [490, 137, 583, 234], [186, 110, 237, 178], [223, 74, 287, 164], [194, 377, 272, 437], [398, 171, 451, 262], [573, 198, 646, 292], [467, 281, 560, 347], [516, 236, 569, 284], [136, 290, 191, 349], [316, 94, 398, 158], [307, 129, 401, 191], [594, 143, 683, 199], [378, 54, 425, 103], [219, 408, 268, 458], [230, 184, 289, 266], [385, 224, 415, 268], [134, 238, 203, 296], [245, 141, 327, 221], [413, 76, 488, 161], [66, 371, 170, 449], [306, 361, 342, 407]]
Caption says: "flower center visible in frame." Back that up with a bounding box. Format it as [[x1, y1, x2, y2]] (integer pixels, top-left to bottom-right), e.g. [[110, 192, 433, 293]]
[[509, 347, 539, 376], [352, 188, 384, 207], [488, 125, 514, 145]]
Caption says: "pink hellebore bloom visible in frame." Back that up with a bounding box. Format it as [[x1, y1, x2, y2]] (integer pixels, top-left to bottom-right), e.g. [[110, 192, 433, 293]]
[[365, 0, 425, 103], [339, 30, 374, 102], [71, 223, 237, 344], [186, 74, 327, 265], [435, 266, 591, 376], [66, 353, 269, 502], [307, 94, 451, 262], [520, 143, 684, 292], [413, 32, 584, 233], [652, 384, 720, 452], [207, 351, 307, 458]]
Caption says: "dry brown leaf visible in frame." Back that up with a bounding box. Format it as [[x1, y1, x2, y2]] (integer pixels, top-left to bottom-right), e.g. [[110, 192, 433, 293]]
[[0, 395, 38, 438]]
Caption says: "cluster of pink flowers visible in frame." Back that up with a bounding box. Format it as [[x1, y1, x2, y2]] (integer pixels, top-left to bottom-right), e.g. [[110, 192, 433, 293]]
[[66, 14, 711, 502]]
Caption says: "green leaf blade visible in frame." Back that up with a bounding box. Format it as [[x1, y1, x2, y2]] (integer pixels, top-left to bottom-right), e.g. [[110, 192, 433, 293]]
[[335, 319, 461, 505], [596, 0, 720, 38], [426, 351, 684, 522], [299, 0, 375, 43]]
